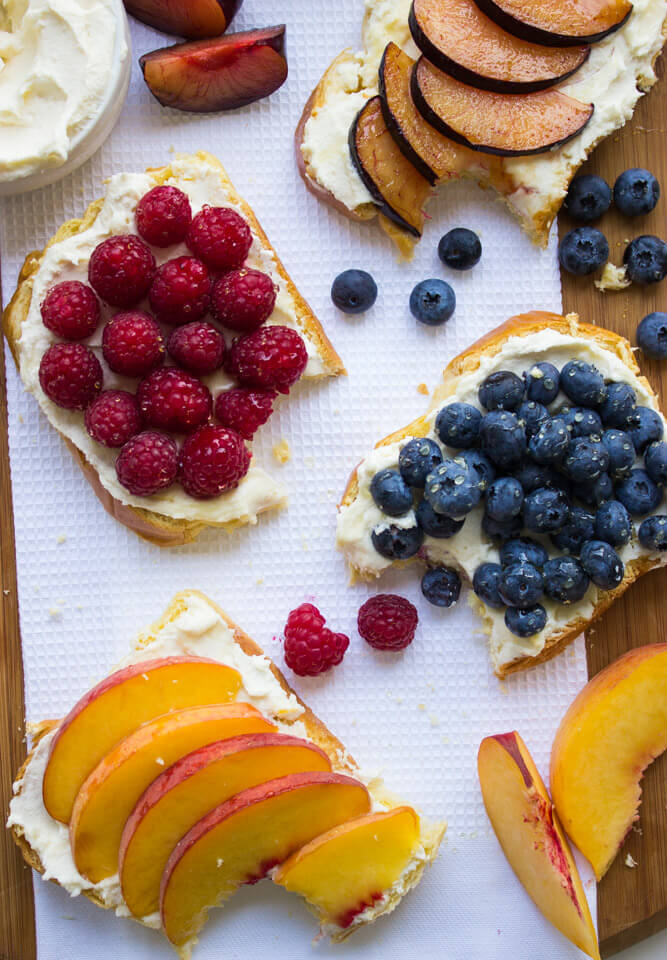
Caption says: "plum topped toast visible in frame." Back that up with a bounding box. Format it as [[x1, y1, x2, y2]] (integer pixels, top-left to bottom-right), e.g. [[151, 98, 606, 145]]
[[2, 152, 344, 547], [337, 313, 667, 677]]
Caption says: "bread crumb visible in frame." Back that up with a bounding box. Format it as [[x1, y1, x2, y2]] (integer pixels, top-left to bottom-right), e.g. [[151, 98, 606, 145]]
[[57, 535, 67, 544], [417, 383, 429, 395], [48, 607, 62, 620], [429, 714, 439, 727], [418, 703, 425, 711], [625, 853, 638, 868], [18, 414, 24, 424], [594, 263, 630, 292], [272, 439, 291, 464]]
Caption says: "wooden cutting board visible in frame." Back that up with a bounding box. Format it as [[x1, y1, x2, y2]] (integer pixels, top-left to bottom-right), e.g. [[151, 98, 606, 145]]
[[0, 52, 665, 960]]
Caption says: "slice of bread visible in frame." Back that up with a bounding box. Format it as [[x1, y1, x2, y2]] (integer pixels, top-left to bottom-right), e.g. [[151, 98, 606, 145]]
[[8, 590, 445, 943], [337, 312, 667, 678], [2, 152, 345, 547]]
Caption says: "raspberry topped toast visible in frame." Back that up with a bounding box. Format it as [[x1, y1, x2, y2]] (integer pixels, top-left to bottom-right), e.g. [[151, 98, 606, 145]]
[[337, 313, 667, 677], [2, 152, 344, 546]]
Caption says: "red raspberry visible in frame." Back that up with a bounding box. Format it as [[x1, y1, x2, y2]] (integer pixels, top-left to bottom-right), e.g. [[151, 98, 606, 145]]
[[214, 388, 276, 439], [135, 185, 192, 247], [226, 325, 307, 394], [39, 343, 102, 410], [211, 268, 277, 332], [179, 425, 250, 498], [84, 390, 142, 448], [40, 281, 100, 340], [116, 430, 178, 496], [186, 206, 252, 272], [167, 321, 225, 375], [148, 256, 211, 326], [357, 595, 418, 651], [102, 311, 165, 377], [137, 367, 212, 433], [88, 235, 156, 308], [283, 603, 349, 677]]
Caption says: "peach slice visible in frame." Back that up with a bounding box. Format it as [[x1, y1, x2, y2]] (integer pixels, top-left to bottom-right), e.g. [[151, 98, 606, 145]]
[[43, 656, 240, 823], [273, 807, 420, 929], [478, 732, 599, 960], [550, 643, 667, 880], [70, 703, 275, 883], [120, 733, 332, 918], [160, 772, 371, 946]]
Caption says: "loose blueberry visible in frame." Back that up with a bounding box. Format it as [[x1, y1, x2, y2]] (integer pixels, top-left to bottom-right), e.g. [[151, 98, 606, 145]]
[[479, 411, 526, 469], [523, 487, 570, 533], [615, 469, 662, 515], [636, 312, 667, 358], [524, 361, 560, 405], [638, 515, 667, 550], [425, 458, 483, 518], [550, 506, 596, 554], [580, 540, 624, 590], [331, 269, 377, 314], [499, 562, 543, 607], [485, 477, 524, 522], [560, 360, 606, 407], [482, 513, 523, 541], [416, 498, 465, 538], [499, 537, 548, 569], [371, 523, 424, 559], [410, 279, 456, 325], [518, 401, 549, 437], [559, 227, 609, 276], [504, 604, 547, 638], [564, 174, 612, 222], [628, 406, 663, 453], [438, 228, 481, 270], [563, 436, 610, 483], [623, 235, 667, 285], [435, 402, 482, 449], [512, 461, 561, 494], [601, 429, 635, 479], [573, 472, 614, 506], [528, 417, 569, 465], [473, 563, 504, 609], [645, 441, 667, 484], [600, 382, 638, 429], [613, 168, 660, 217], [595, 500, 632, 547], [370, 468, 413, 516], [455, 449, 496, 491], [566, 407, 603, 438], [399, 438, 443, 488], [421, 566, 462, 607], [478, 371, 524, 411], [543, 556, 590, 604]]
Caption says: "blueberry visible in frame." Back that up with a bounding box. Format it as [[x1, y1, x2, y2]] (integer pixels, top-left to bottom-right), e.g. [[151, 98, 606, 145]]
[[435, 402, 482, 449], [543, 556, 590, 604], [410, 279, 456, 325], [580, 540, 624, 590], [504, 604, 547, 638], [566, 407, 603, 438], [573, 472, 613, 506], [600, 382, 638, 428], [499, 562, 543, 607], [425, 458, 483, 518], [416, 498, 465, 538], [523, 487, 570, 533], [480, 411, 526, 469], [331, 269, 377, 314], [371, 523, 424, 560], [638, 515, 667, 550], [512, 461, 560, 494], [563, 436, 610, 483], [628, 406, 663, 453], [524, 361, 560, 404], [478, 370, 524, 411], [518, 401, 549, 437], [564, 174, 612, 222], [645, 441, 667, 484], [438, 228, 481, 270], [456, 449, 496, 491], [623, 235, 667, 285], [370, 468, 413, 516], [550, 506, 596, 554], [499, 537, 549, 569], [636, 312, 667, 358], [473, 563, 504, 609], [560, 360, 606, 407], [482, 513, 523, 541], [559, 227, 609, 276], [615, 468, 662, 515], [595, 500, 632, 547], [601, 429, 635, 479], [421, 566, 462, 607], [528, 417, 569, 464], [399, 438, 443, 488], [613, 168, 660, 217], [485, 477, 524, 523]]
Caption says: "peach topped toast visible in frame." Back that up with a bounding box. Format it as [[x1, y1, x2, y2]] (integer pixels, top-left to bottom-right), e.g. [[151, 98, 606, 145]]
[[8, 591, 445, 950]]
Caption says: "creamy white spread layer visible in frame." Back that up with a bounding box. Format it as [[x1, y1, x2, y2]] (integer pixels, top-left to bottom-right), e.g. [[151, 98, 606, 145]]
[[336, 329, 667, 669], [0, 0, 128, 182]]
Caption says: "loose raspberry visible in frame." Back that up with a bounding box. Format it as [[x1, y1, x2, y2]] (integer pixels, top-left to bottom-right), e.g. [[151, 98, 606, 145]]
[[167, 321, 225, 375], [179, 424, 250, 498], [135, 185, 192, 247], [214, 388, 276, 439], [283, 603, 349, 677], [211, 268, 277, 332], [116, 430, 178, 496], [40, 281, 100, 341], [186, 206, 252, 272], [39, 343, 103, 410], [357, 595, 418, 651], [88, 235, 156, 308], [226, 325, 307, 394], [102, 312, 165, 377], [148, 256, 211, 326], [84, 390, 142, 448], [137, 367, 212, 433]]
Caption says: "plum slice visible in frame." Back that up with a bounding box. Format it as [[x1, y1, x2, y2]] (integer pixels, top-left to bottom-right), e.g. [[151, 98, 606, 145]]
[[409, 0, 589, 94], [412, 57, 593, 156], [474, 0, 633, 46], [349, 96, 432, 237], [140, 25, 287, 113], [124, 0, 242, 39]]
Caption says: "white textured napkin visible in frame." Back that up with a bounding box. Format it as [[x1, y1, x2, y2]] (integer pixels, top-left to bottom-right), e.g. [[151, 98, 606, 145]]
[[1, 2, 595, 958]]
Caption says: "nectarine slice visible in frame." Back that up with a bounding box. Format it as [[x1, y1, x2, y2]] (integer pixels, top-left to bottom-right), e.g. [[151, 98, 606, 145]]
[[551, 643, 667, 880], [475, 0, 632, 46], [70, 703, 275, 883], [43, 656, 241, 823], [120, 732, 332, 918], [478, 732, 599, 960], [274, 807, 420, 929], [124, 0, 242, 39], [160, 772, 370, 946]]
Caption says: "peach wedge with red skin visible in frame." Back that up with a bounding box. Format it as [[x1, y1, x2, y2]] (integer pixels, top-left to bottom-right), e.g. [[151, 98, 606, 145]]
[[70, 703, 276, 883], [274, 807, 421, 929], [551, 643, 667, 880], [119, 732, 332, 919], [43, 656, 241, 823], [478, 731, 600, 960], [160, 771, 371, 946], [124, 0, 242, 40]]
